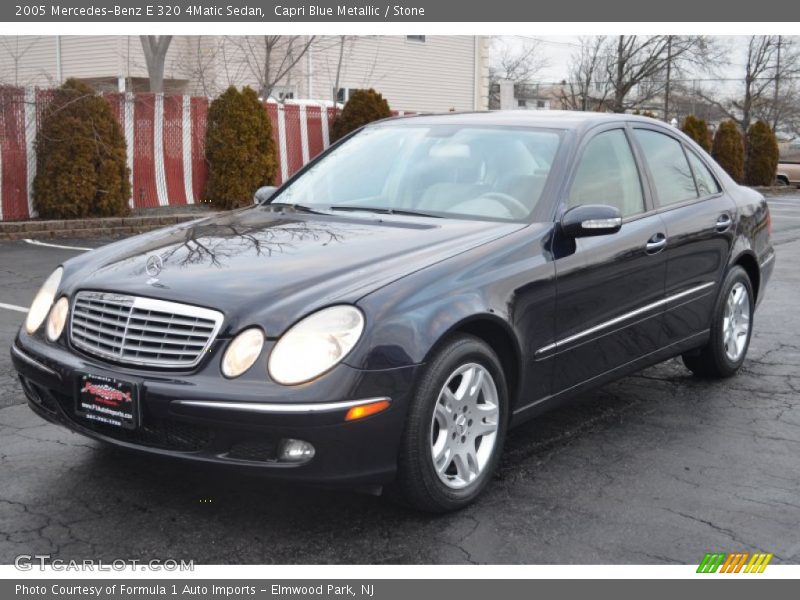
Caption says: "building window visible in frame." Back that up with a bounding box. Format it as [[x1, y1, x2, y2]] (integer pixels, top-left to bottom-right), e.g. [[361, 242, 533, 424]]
[[406, 35, 426, 43], [518, 99, 527, 108], [536, 100, 546, 109], [334, 88, 362, 103], [271, 85, 296, 101]]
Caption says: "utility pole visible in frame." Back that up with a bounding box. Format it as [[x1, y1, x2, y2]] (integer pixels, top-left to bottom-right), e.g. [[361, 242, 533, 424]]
[[55, 35, 62, 84], [772, 35, 782, 131], [664, 35, 673, 122]]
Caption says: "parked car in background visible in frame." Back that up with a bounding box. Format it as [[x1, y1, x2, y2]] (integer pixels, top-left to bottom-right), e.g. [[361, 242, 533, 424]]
[[777, 161, 800, 187], [11, 111, 774, 512]]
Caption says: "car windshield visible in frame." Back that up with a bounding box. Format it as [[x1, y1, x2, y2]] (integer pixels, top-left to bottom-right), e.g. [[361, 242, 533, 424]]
[[269, 124, 563, 222]]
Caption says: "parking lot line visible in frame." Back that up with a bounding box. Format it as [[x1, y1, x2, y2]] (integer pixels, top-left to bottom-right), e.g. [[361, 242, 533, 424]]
[[22, 239, 91, 251], [0, 302, 27, 313]]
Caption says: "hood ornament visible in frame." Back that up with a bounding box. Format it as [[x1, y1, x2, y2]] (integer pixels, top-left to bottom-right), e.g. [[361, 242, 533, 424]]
[[145, 254, 164, 285]]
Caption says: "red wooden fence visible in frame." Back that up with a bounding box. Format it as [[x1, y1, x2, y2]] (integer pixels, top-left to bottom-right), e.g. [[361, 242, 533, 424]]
[[0, 87, 410, 221]]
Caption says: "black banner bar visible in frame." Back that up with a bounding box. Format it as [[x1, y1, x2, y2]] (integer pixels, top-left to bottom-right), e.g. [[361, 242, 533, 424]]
[[4, 579, 799, 600], [4, 0, 800, 22]]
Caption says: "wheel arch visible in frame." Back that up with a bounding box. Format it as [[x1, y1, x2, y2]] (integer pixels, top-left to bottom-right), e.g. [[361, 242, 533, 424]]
[[423, 314, 523, 412], [732, 251, 761, 302]]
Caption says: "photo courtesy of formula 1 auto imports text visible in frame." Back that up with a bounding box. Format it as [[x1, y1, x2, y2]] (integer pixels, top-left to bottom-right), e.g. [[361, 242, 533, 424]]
[[0, 0, 799, 597]]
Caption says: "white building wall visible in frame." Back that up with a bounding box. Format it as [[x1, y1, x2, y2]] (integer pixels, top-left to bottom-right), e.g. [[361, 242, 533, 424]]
[[301, 35, 486, 112], [0, 35, 490, 112], [0, 35, 198, 90]]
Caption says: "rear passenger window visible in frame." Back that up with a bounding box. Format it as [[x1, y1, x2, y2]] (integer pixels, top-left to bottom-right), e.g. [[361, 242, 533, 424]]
[[568, 129, 645, 218], [686, 150, 721, 197], [634, 129, 698, 206]]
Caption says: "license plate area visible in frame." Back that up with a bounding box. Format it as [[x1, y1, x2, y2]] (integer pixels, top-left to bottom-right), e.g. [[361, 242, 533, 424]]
[[75, 374, 139, 430]]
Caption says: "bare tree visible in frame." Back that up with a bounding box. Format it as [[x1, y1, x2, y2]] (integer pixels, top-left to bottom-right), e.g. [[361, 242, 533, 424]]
[[489, 38, 548, 108], [0, 36, 43, 87], [693, 36, 800, 133], [225, 35, 316, 100], [140, 35, 173, 93], [559, 36, 610, 111], [764, 37, 800, 133], [174, 36, 223, 96], [604, 35, 709, 114], [661, 36, 718, 121], [312, 36, 378, 106], [737, 36, 782, 131]]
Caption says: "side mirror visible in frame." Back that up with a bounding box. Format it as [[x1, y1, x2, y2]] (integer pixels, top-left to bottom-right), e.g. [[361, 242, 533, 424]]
[[560, 204, 622, 238], [254, 186, 278, 205]]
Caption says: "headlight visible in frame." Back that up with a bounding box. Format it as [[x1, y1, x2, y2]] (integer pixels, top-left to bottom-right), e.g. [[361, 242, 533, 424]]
[[269, 305, 364, 385], [221, 327, 265, 378], [46, 296, 70, 341], [25, 267, 63, 334]]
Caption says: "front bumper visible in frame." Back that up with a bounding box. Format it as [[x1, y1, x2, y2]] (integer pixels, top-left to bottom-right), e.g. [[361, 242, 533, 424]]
[[10, 333, 420, 486]]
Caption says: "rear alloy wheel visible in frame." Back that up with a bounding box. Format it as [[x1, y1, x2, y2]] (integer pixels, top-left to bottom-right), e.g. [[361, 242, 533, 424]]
[[682, 266, 754, 378], [395, 335, 508, 512]]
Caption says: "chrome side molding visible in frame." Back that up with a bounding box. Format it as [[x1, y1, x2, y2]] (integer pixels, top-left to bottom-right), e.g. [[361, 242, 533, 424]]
[[536, 281, 716, 357], [173, 397, 391, 414]]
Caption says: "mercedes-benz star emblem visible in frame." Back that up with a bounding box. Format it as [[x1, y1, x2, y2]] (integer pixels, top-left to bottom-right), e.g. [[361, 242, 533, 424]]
[[145, 254, 164, 278]]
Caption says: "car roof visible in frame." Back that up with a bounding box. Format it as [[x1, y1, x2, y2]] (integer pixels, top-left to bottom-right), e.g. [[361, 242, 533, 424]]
[[377, 110, 670, 134]]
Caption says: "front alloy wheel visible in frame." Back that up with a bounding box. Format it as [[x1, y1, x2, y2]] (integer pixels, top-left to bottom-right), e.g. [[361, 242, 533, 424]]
[[430, 363, 500, 489], [395, 334, 508, 513]]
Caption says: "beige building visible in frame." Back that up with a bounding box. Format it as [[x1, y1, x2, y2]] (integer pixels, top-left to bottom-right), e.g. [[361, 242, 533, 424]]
[[0, 35, 490, 113]]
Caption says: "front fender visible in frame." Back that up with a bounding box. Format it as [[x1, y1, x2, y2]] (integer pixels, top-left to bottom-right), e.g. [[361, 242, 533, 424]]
[[346, 225, 555, 373]]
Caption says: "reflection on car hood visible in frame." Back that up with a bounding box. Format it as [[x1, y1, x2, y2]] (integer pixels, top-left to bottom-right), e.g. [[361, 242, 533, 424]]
[[61, 206, 524, 336]]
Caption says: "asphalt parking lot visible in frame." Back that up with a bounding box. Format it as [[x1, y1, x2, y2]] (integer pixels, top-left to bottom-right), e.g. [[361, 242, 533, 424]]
[[1, 194, 799, 565]]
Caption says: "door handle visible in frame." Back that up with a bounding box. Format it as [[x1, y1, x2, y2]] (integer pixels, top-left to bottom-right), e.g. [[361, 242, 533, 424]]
[[645, 233, 667, 254], [716, 213, 733, 232]]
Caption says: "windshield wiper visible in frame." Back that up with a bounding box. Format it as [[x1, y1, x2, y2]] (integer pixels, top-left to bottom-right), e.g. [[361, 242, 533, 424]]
[[266, 202, 332, 215], [328, 206, 442, 218]]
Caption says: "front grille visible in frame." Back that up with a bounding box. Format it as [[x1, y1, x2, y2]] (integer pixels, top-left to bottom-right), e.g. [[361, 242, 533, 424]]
[[70, 291, 223, 369], [226, 438, 279, 462], [82, 414, 213, 452]]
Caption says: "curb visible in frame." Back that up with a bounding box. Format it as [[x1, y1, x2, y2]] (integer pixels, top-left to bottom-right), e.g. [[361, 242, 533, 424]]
[[758, 186, 800, 196], [0, 213, 211, 241]]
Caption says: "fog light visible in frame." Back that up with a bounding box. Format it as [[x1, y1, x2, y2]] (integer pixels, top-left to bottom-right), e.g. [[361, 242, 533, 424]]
[[278, 438, 315, 463]]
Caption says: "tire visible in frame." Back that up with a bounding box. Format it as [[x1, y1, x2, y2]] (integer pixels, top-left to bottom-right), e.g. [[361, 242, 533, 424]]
[[775, 176, 789, 187], [682, 266, 754, 378], [394, 334, 509, 513]]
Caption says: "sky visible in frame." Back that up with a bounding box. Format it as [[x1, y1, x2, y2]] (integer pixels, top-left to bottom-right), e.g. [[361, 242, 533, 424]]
[[498, 35, 754, 84]]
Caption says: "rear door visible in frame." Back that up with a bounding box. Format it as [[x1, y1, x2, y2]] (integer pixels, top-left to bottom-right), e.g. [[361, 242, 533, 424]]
[[630, 127, 737, 345], [548, 125, 668, 393]]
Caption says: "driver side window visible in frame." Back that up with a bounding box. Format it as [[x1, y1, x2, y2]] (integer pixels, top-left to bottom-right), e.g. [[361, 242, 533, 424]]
[[568, 129, 645, 218]]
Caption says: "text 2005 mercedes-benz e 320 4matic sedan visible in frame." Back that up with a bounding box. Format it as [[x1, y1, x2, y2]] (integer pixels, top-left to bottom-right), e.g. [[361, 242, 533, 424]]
[[12, 111, 774, 512]]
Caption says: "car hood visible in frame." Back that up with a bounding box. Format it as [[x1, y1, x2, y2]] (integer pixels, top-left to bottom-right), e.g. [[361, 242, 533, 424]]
[[61, 206, 524, 336]]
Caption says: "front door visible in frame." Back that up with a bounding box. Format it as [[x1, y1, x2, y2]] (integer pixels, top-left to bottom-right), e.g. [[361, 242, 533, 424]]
[[548, 127, 668, 393]]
